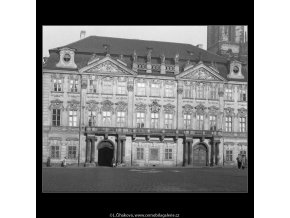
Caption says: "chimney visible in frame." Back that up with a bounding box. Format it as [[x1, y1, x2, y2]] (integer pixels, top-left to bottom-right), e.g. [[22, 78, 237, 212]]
[[197, 44, 203, 49], [80, 30, 86, 39]]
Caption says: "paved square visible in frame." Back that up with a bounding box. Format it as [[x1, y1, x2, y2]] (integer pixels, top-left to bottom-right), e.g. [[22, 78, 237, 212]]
[[42, 167, 247, 192]]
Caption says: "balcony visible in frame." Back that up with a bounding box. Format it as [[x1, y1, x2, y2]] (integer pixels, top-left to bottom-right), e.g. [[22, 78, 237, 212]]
[[85, 126, 222, 138]]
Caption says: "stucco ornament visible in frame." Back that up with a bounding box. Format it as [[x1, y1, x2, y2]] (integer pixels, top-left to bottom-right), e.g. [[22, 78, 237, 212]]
[[184, 68, 217, 80], [86, 100, 98, 111], [149, 100, 161, 113], [135, 102, 147, 112], [115, 101, 128, 112], [238, 108, 247, 117], [163, 103, 175, 114], [49, 99, 64, 110], [208, 106, 219, 115], [100, 100, 114, 114], [195, 103, 207, 115], [67, 100, 80, 111], [224, 107, 235, 116], [87, 61, 125, 75], [182, 104, 194, 114]]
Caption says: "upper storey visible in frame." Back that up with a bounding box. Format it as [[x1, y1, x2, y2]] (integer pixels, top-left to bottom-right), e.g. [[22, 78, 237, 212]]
[[43, 35, 248, 82]]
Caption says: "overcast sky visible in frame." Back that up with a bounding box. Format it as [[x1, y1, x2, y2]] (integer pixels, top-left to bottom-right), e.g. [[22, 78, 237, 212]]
[[43, 26, 208, 57]]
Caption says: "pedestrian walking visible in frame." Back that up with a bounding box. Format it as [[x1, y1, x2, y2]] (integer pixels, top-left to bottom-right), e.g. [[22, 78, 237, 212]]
[[62, 157, 67, 167], [236, 154, 242, 169], [241, 155, 246, 170]]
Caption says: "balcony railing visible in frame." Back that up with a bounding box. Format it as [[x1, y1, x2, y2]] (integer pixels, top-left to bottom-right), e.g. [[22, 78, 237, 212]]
[[85, 126, 222, 137]]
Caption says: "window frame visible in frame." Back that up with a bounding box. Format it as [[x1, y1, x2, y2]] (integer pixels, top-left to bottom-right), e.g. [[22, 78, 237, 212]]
[[137, 82, 146, 96], [196, 114, 204, 130], [226, 150, 233, 161], [225, 116, 233, 132], [52, 109, 61, 126], [150, 83, 160, 97], [164, 148, 173, 160], [225, 87, 233, 101], [51, 145, 60, 159], [88, 111, 97, 127], [68, 146, 77, 159], [183, 85, 192, 98], [53, 79, 62, 92], [70, 79, 79, 93], [183, 114, 191, 129], [68, 110, 78, 127], [102, 111, 111, 126], [164, 84, 174, 97], [239, 117, 246, 132], [196, 84, 205, 99], [164, 113, 173, 129], [88, 79, 97, 93], [116, 111, 126, 127], [209, 115, 217, 130], [151, 112, 159, 128], [102, 80, 113, 94], [136, 147, 144, 160], [136, 112, 145, 128], [117, 81, 127, 95]]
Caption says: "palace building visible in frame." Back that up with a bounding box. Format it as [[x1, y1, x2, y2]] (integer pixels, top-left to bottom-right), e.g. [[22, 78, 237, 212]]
[[42, 26, 248, 167]]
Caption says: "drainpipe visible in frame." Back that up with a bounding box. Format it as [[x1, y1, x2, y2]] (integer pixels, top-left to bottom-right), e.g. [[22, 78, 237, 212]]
[[78, 74, 82, 167]]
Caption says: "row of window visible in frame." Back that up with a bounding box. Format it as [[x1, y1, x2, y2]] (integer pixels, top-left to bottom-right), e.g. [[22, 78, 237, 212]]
[[53, 79, 247, 101], [225, 150, 247, 161], [52, 109, 247, 132], [136, 148, 173, 160], [50, 145, 77, 159]]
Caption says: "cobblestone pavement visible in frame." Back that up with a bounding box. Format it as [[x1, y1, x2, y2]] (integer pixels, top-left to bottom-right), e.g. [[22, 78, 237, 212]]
[[42, 167, 248, 193]]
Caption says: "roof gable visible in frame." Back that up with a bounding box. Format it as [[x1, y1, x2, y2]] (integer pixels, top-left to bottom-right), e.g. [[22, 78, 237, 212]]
[[79, 55, 136, 76], [176, 62, 226, 81]]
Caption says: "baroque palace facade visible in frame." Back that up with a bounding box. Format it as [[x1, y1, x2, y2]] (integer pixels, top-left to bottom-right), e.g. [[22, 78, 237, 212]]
[[42, 29, 247, 167]]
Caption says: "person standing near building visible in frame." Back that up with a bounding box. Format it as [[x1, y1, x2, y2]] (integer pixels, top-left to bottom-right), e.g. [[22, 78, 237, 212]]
[[236, 154, 242, 169], [241, 155, 246, 170], [62, 157, 67, 167]]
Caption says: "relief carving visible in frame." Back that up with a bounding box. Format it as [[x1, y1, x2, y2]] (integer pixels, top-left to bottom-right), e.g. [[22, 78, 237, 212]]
[[149, 100, 161, 113], [49, 99, 64, 110]]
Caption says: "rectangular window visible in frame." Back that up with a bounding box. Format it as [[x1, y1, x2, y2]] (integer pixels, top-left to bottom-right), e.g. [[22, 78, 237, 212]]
[[225, 88, 233, 101], [240, 150, 247, 157], [184, 86, 192, 98], [118, 82, 127, 95], [210, 86, 217, 100], [51, 146, 60, 159], [150, 148, 159, 161], [102, 111, 111, 126], [164, 148, 173, 160], [184, 114, 191, 129], [89, 79, 97, 93], [151, 113, 159, 128], [117, 111, 126, 127], [225, 116, 232, 132], [53, 79, 62, 92], [68, 110, 77, 127], [209, 115, 217, 130], [240, 89, 247, 101], [136, 147, 144, 160], [136, 112, 145, 128], [68, 146, 77, 159], [102, 81, 113, 94], [137, 83, 146, 96], [197, 114, 204, 130], [52, 109, 61, 126], [164, 113, 173, 129], [226, 150, 233, 161], [151, 83, 160, 96], [196, 85, 205, 99], [70, 79, 79, 92], [239, 117, 246, 132], [88, 111, 97, 127], [165, 84, 174, 97]]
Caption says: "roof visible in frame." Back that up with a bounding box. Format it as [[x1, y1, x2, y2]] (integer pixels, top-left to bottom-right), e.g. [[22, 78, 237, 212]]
[[51, 35, 228, 63], [44, 35, 247, 82]]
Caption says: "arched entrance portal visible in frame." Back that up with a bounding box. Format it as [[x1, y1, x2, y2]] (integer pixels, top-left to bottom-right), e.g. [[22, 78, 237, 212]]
[[192, 143, 208, 166], [98, 140, 114, 166]]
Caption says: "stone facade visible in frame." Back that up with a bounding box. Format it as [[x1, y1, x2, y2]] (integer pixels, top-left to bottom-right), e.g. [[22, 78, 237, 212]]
[[43, 34, 247, 167]]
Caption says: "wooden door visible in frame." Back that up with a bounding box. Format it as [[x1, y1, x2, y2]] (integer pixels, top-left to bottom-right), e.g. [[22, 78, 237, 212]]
[[192, 144, 207, 166]]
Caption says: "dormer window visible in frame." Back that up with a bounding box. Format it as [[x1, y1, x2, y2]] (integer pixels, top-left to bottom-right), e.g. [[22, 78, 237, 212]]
[[228, 60, 244, 79], [63, 53, 71, 62]]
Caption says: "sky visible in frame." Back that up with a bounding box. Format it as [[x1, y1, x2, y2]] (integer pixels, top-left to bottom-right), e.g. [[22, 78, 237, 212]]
[[43, 26, 207, 57]]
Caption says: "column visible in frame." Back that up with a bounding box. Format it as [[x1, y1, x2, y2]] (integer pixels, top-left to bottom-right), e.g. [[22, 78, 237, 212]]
[[85, 138, 91, 163], [177, 81, 183, 129], [116, 138, 120, 164], [121, 139, 126, 163], [215, 141, 220, 165], [127, 79, 134, 128], [90, 138, 95, 163], [188, 141, 193, 165], [211, 140, 215, 166], [183, 139, 188, 166]]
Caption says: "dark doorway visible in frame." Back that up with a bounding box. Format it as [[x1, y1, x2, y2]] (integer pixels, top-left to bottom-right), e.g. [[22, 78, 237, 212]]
[[192, 144, 207, 166], [98, 141, 114, 167]]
